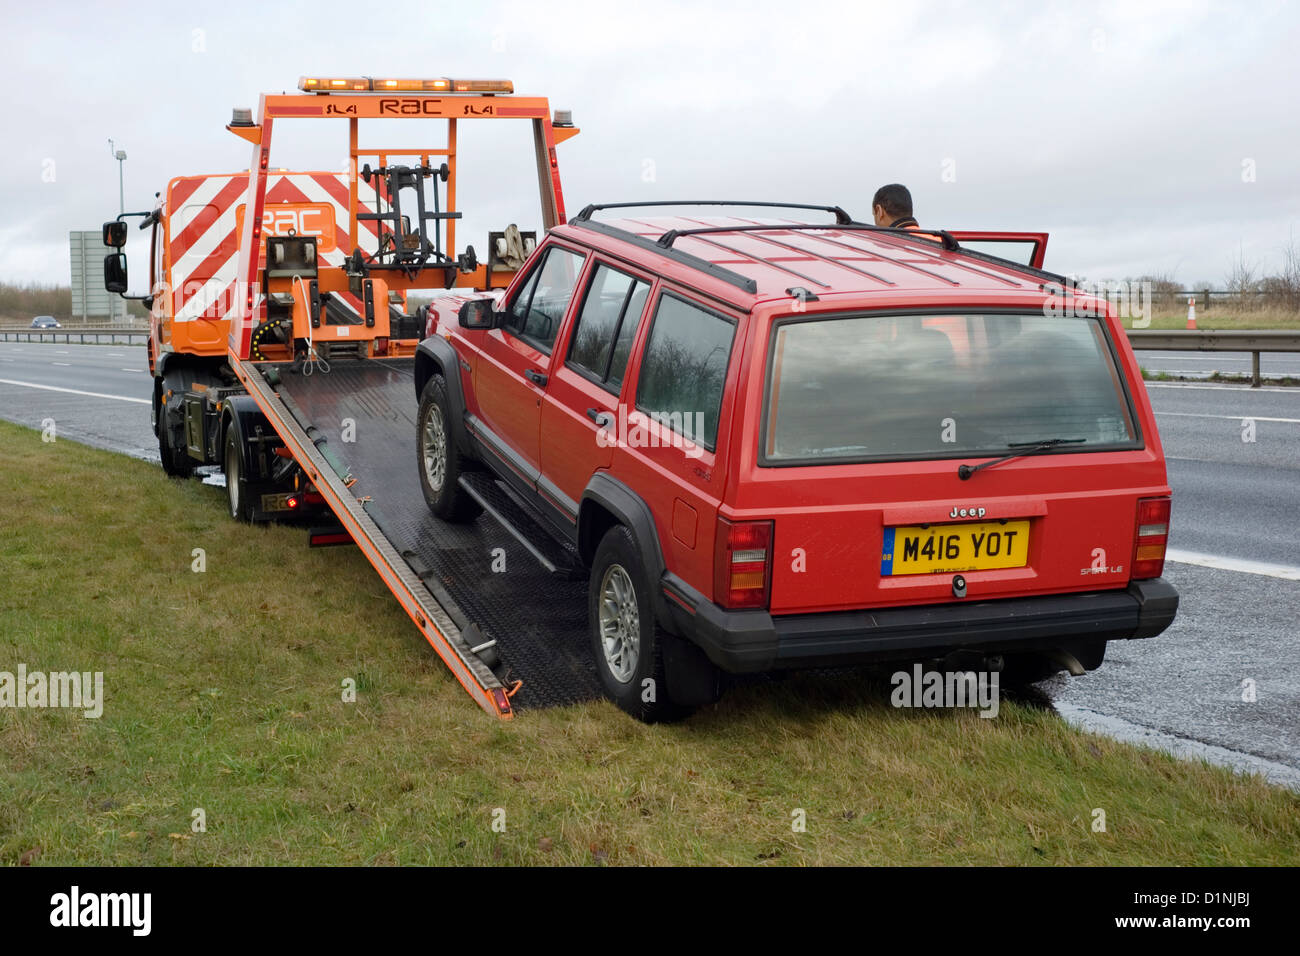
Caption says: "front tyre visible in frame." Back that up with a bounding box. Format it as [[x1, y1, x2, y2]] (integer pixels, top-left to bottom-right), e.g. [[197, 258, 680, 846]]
[[157, 393, 194, 478], [417, 374, 481, 523]]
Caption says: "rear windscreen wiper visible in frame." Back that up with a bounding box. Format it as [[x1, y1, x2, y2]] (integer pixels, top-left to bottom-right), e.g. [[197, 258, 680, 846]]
[[957, 437, 1085, 480]]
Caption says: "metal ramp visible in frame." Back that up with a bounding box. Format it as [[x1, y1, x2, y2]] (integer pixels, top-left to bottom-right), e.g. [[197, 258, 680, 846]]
[[232, 356, 601, 715]]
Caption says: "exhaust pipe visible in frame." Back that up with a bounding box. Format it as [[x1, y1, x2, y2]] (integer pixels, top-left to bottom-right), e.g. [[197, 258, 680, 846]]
[[1050, 649, 1087, 676]]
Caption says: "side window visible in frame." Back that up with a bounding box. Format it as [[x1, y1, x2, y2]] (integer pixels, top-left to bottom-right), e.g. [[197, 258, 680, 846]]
[[635, 293, 736, 450], [503, 246, 585, 352], [567, 263, 651, 391]]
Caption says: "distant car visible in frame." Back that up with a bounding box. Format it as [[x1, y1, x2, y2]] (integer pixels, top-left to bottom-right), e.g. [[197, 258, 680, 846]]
[[30, 316, 60, 329]]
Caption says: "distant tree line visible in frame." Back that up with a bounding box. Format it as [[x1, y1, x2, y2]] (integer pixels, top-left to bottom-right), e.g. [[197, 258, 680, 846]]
[[0, 282, 149, 324], [1121, 233, 1300, 312]]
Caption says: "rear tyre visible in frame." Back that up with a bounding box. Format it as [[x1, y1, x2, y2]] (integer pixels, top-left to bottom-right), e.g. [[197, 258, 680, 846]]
[[588, 525, 715, 722], [224, 427, 253, 523], [417, 374, 482, 523]]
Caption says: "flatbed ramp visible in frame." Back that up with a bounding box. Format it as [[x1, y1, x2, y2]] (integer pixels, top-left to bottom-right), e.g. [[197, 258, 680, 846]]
[[234, 356, 602, 716]]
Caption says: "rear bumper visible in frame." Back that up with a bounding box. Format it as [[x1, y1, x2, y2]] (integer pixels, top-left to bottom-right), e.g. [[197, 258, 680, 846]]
[[664, 577, 1179, 674]]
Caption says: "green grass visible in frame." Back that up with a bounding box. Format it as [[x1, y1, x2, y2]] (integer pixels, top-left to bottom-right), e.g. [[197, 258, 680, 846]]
[[1123, 308, 1300, 330], [2, 418, 1298, 865]]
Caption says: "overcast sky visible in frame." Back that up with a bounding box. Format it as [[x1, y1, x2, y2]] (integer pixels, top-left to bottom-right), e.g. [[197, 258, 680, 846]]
[[2, 0, 1297, 289]]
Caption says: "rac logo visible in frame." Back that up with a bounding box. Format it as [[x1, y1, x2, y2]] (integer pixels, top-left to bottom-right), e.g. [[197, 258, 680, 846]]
[[235, 203, 336, 253], [379, 97, 446, 115]]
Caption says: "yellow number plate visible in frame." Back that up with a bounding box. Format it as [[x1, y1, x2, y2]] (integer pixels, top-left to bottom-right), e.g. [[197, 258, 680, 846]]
[[881, 520, 1030, 576]]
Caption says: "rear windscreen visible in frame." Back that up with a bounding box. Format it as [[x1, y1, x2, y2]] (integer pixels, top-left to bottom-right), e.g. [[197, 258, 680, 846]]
[[762, 313, 1139, 464]]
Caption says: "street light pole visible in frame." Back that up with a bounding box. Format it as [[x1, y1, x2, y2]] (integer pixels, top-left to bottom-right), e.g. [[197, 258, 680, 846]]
[[108, 139, 127, 323]]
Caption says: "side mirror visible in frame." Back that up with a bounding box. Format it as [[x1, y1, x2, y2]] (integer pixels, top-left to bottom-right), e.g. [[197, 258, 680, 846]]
[[104, 253, 128, 293], [103, 221, 128, 248], [458, 298, 499, 330]]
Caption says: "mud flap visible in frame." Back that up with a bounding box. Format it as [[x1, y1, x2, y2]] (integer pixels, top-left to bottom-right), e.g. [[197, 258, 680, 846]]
[[662, 632, 722, 708]]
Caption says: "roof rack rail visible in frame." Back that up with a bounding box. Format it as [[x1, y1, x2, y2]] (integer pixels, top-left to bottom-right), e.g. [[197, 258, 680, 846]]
[[570, 218, 758, 295], [568, 217, 1074, 296], [655, 222, 1075, 288], [657, 222, 959, 252], [572, 200, 853, 225]]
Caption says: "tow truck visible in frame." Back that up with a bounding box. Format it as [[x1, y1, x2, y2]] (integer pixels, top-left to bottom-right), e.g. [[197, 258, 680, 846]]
[[104, 76, 583, 718]]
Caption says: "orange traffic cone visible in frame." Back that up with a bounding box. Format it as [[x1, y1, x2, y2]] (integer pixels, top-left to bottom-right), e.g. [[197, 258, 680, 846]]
[[1186, 296, 1197, 330]]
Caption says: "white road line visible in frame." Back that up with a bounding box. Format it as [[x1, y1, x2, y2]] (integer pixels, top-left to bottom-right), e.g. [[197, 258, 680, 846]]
[[1166, 549, 1300, 581], [119, 367, 140, 373], [52, 362, 71, 366], [0, 378, 149, 405], [55, 350, 68, 354], [1155, 411, 1300, 423], [1146, 382, 1298, 394]]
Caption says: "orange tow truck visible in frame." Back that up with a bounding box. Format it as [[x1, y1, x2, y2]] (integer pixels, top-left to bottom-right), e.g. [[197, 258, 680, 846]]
[[104, 76, 580, 717]]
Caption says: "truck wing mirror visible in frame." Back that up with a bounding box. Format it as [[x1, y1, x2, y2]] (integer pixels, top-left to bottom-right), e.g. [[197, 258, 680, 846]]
[[104, 253, 128, 293], [103, 220, 128, 248], [458, 298, 500, 330]]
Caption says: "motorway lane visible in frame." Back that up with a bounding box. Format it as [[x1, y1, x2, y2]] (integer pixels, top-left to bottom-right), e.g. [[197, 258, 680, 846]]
[[0, 341, 156, 461], [1145, 381, 1300, 567], [1046, 561, 1300, 783], [1, 343, 1297, 783], [1137, 349, 1300, 379]]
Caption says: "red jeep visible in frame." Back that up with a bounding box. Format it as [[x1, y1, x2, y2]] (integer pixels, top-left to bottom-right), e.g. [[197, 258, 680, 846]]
[[414, 201, 1178, 720]]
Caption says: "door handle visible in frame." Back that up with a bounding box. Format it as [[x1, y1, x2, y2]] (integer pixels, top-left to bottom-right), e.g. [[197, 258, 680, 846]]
[[524, 369, 548, 386], [586, 407, 609, 425]]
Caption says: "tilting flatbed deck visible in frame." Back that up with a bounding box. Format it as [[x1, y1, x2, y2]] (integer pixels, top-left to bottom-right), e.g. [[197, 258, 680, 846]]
[[232, 356, 601, 717]]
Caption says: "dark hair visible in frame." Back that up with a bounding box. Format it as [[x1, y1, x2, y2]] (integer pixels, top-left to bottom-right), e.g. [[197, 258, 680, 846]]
[[872, 183, 913, 218]]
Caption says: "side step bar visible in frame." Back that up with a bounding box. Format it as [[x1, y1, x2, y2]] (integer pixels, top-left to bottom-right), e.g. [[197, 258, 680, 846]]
[[232, 358, 514, 719], [457, 472, 583, 578]]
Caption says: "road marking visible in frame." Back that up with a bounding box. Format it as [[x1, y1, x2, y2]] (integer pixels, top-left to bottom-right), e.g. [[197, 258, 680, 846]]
[[55, 350, 68, 354], [1166, 548, 1300, 581], [52, 362, 71, 366], [120, 367, 140, 373], [1146, 382, 1298, 394], [1155, 411, 1300, 423], [0, 378, 149, 405]]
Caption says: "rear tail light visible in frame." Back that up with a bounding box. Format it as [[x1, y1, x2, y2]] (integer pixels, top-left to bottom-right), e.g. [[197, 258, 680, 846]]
[[714, 517, 774, 610], [1132, 496, 1170, 579]]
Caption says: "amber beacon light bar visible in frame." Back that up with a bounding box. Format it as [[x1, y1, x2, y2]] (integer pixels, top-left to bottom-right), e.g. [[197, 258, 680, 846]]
[[299, 76, 515, 93]]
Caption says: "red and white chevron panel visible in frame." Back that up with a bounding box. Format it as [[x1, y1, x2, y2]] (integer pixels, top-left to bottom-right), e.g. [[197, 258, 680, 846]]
[[166, 171, 384, 323]]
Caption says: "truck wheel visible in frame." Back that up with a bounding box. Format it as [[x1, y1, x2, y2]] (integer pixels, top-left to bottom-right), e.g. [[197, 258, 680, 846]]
[[224, 427, 253, 522], [417, 374, 481, 522], [588, 525, 706, 723], [158, 414, 194, 478]]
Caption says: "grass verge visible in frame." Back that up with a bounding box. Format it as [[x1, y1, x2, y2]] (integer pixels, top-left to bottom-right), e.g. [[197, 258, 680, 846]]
[[2, 419, 1298, 866], [1123, 309, 1300, 330]]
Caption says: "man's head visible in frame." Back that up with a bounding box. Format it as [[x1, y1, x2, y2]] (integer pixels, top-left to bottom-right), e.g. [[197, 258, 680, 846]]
[[872, 183, 913, 227]]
